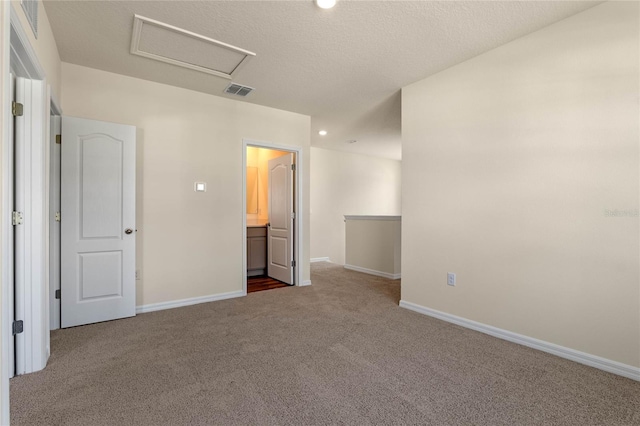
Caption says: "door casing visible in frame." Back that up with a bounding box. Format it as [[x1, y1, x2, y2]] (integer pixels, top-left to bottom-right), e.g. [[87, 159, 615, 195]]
[[13, 76, 49, 375], [242, 139, 303, 294], [1, 4, 10, 419], [2, 5, 56, 423], [49, 114, 61, 330]]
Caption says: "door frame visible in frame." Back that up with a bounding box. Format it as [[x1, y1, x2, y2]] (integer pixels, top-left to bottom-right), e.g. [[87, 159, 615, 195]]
[[49, 110, 61, 331], [1, 3, 10, 422], [242, 139, 303, 295], [2, 4, 53, 422], [13, 75, 48, 376]]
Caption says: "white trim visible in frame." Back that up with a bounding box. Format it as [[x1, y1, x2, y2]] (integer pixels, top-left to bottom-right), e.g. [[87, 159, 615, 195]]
[[6, 4, 49, 382], [344, 215, 401, 221], [242, 145, 248, 295], [1, 1, 11, 423], [9, 6, 44, 80], [48, 114, 60, 331], [136, 290, 244, 314], [242, 139, 304, 290], [19, 0, 37, 39], [399, 300, 640, 382], [50, 92, 61, 115], [43, 87, 51, 361], [310, 257, 330, 263], [344, 264, 401, 280], [300, 280, 312, 287], [14, 76, 48, 375], [0, 7, 51, 421]]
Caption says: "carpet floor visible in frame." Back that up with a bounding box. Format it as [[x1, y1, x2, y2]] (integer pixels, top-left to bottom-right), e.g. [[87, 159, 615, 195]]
[[10, 262, 640, 425]]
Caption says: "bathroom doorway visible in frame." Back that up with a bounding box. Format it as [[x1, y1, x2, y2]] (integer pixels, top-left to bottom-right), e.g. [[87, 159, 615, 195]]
[[243, 141, 299, 294]]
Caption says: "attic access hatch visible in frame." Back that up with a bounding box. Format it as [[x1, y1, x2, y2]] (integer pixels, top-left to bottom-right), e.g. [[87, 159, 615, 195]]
[[130, 14, 256, 80]]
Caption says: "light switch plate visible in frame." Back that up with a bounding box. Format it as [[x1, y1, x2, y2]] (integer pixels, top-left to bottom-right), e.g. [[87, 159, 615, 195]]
[[194, 182, 207, 192]]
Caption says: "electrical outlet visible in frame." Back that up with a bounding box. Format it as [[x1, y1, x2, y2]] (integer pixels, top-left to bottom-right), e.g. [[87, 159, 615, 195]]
[[135, 269, 141, 280], [447, 272, 456, 286]]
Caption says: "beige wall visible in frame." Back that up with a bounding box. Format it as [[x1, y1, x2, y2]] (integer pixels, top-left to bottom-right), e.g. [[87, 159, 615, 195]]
[[345, 217, 401, 276], [61, 63, 311, 306], [246, 147, 289, 222], [11, 1, 61, 99], [310, 147, 401, 264], [402, 1, 639, 368]]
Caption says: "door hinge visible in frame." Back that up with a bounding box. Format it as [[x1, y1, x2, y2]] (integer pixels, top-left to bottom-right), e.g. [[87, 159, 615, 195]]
[[12, 211, 24, 226], [55, 134, 61, 144], [12, 320, 23, 335], [11, 101, 23, 117], [55, 289, 61, 299], [291, 260, 296, 267], [55, 211, 61, 222], [291, 164, 296, 171], [291, 212, 295, 220]]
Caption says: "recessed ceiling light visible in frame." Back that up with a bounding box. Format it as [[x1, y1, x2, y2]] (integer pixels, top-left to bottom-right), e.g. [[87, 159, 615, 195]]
[[318, 130, 328, 136], [315, 0, 336, 9]]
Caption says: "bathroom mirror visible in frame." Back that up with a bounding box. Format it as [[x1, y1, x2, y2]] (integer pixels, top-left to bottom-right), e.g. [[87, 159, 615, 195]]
[[246, 167, 259, 214]]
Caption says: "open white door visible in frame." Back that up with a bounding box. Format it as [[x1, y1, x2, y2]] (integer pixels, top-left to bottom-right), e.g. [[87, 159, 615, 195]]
[[8, 74, 15, 378], [13, 75, 26, 375], [267, 153, 294, 285], [14, 76, 48, 374], [61, 116, 136, 328]]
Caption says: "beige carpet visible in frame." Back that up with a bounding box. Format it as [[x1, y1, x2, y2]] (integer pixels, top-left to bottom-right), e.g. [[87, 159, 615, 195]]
[[10, 262, 640, 425]]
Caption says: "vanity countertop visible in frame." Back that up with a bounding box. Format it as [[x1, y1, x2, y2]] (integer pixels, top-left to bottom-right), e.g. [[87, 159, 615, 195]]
[[247, 220, 268, 228]]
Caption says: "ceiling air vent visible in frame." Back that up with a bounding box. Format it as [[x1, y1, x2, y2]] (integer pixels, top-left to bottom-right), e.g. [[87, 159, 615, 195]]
[[130, 15, 255, 80], [224, 83, 254, 97]]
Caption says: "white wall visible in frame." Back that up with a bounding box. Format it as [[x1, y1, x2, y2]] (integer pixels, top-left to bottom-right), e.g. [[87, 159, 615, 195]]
[[310, 147, 401, 265], [402, 1, 639, 368], [61, 63, 311, 307]]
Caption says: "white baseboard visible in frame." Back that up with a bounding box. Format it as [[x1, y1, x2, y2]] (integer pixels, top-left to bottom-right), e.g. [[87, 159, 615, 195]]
[[399, 300, 640, 382], [310, 257, 330, 263], [136, 290, 244, 314], [300, 280, 312, 286], [344, 264, 401, 280]]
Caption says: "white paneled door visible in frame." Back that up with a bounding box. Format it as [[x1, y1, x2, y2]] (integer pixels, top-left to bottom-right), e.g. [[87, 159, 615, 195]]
[[14, 76, 48, 374], [267, 153, 294, 285], [61, 116, 136, 328]]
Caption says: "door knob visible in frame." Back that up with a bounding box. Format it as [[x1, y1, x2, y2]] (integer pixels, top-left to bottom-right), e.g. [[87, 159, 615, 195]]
[[125, 228, 133, 235]]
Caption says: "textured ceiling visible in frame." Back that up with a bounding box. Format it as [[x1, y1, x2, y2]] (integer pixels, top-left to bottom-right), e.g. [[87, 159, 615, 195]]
[[44, 0, 600, 160]]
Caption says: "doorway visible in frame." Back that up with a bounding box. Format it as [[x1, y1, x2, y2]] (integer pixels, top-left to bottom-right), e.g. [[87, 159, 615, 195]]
[[3, 10, 52, 421], [7, 76, 49, 377], [243, 140, 300, 294]]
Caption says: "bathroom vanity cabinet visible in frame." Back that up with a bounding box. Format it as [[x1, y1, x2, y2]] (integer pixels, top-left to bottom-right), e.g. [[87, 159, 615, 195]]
[[247, 225, 267, 276]]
